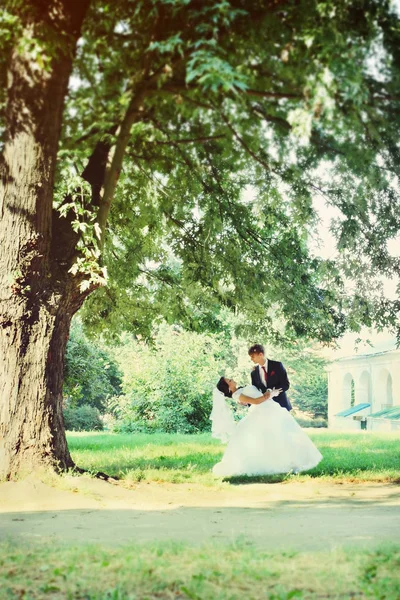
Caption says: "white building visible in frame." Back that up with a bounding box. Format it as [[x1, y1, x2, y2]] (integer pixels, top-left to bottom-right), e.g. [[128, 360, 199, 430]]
[[327, 339, 400, 431]]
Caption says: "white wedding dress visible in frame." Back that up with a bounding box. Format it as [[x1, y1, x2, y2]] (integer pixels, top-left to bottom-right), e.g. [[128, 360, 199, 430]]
[[212, 385, 322, 477]]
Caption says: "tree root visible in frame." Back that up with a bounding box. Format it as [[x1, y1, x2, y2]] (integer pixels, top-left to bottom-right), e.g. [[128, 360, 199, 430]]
[[71, 465, 120, 482]]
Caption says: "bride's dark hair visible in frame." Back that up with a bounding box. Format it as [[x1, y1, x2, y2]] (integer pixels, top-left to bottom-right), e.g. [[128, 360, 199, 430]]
[[217, 377, 232, 398]]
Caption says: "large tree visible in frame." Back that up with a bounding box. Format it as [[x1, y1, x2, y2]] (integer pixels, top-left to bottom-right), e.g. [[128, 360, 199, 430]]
[[1, 0, 399, 479]]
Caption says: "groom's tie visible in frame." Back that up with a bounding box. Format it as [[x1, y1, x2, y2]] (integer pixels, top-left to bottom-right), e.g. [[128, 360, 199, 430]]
[[261, 366, 268, 383]]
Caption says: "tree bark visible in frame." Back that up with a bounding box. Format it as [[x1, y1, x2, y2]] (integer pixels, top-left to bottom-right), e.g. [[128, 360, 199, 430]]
[[0, 0, 91, 479]]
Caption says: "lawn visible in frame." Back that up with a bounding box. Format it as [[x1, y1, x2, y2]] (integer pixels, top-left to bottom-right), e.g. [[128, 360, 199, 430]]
[[67, 430, 400, 485], [1, 540, 399, 599], [1, 430, 399, 599]]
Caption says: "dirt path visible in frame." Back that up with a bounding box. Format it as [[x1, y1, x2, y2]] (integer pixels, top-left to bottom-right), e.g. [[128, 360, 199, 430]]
[[1, 476, 399, 551]]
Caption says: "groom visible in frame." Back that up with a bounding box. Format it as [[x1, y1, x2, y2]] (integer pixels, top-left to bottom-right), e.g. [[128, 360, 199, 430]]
[[248, 344, 292, 411]]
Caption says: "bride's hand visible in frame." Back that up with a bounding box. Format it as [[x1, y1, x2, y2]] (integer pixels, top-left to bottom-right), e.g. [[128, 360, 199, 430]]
[[270, 387, 283, 398]]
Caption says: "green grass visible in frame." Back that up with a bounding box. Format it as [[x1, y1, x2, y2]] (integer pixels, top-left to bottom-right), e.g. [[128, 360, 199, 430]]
[[1, 540, 399, 599], [67, 430, 400, 485], [2, 431, 399, 598]]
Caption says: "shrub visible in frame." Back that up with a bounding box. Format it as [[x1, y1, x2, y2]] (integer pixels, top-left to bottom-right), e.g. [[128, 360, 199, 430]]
[[63, 320, 122, 413], [63, 404, 104, 431], [294, 415, 327, 428], [109, 324, 225, 433], [108, 323, 330, 433]]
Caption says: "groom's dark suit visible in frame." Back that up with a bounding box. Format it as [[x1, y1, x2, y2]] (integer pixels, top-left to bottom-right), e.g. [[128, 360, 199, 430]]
[[251, 360, 292, 411]]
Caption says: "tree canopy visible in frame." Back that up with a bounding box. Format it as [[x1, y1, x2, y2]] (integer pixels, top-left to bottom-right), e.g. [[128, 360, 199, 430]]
[[3, 0, 398, 344], [69, 0, 400, 344]]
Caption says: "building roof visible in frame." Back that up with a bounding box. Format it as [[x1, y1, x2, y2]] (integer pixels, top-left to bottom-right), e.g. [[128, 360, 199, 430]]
[[335, 403, 370, 417], [369, 407, 400, 420], [332, 338, 399, 363]]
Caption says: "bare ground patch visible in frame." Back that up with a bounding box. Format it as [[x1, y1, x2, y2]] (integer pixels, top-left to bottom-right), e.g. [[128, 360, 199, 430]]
[[1, 475, 399, 551]]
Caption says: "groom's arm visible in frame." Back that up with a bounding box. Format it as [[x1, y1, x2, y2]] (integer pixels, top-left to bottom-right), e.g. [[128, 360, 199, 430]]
[[276, 362, 290, 392]]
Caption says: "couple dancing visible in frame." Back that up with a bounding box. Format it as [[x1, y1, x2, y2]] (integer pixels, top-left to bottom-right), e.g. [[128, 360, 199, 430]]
[[211, 344, 322, 477]]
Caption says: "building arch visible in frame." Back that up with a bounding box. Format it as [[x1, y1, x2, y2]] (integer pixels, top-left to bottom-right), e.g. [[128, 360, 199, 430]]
[[358, 370, 372, 405], [377, 368, 393, 409], [343, 372, 355, 409]]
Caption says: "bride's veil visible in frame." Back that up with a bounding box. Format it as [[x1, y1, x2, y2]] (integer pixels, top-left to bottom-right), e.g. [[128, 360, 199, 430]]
[[210, 387, 236, 443]]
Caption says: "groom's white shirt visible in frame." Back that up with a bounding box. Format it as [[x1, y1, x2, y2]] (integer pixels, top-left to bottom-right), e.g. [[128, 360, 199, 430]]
[[259, 360, 268, 386]]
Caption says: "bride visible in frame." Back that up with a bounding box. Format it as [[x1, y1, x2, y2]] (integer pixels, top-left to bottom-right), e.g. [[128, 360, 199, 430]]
[[211, 377, 322, 477]]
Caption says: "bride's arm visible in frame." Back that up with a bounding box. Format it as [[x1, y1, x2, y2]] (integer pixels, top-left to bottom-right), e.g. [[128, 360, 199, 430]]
[[237, 387, 283, 405], [238, 393, 269, 405]]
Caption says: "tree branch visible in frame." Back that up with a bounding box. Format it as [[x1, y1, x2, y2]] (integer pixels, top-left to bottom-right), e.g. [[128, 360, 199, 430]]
[[244, 87, 302, 100], [154, 134, 225, 145], [148, 116, 215, 194], [97, 84, 151, 248], [219, 110, 271, 171], [160, 81, 302, 101]]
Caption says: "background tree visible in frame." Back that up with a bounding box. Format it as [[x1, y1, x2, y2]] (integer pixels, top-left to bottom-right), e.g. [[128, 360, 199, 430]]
[[1, 0, 399, 478], [109, 324, 225, 434], [107, 322, 328, 434], [270, 345, 328, 419], [62, 321, 122, 431], [63, 320, 122, 411]]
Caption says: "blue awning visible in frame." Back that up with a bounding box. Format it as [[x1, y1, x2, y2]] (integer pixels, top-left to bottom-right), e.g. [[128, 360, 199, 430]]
[[335, 403, 370, 417], [369, 407, 400, 420]]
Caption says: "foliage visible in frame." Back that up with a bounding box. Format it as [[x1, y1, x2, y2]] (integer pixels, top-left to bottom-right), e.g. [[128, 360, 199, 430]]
[[105, 315, 329, 431], [63, 320, 122, 412], [54, 174, 108, 292], [67, 430, 400, 484], [104, 318, 328, 432], [63, 309, 328, 432], [108, 324, 226, 433], [1, 540, 399, 600], [269, 344, 329, 418], [38, 0, 400, 344], [63, 404, 104, 432]]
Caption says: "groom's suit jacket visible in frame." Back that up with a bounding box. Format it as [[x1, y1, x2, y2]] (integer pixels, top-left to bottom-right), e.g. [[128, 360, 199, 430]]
[[251, 360, 292, 411]]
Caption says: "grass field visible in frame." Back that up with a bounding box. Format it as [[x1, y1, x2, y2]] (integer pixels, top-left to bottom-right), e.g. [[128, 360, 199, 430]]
[[1, 430, 399, 599], [1, 540, 399, 599], [67, 430, 400, 485]]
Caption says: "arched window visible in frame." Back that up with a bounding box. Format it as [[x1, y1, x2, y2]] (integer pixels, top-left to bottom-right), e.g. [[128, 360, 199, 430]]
[[387, 373, 393, 407], [359, 371, 372, 405], [377, 369, 393, 410], [343, 373, 355, 409]]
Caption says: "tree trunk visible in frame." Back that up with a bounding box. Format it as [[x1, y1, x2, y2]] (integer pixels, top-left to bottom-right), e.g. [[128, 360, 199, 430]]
[[0, 0, 90, 479], [0, 294, 75, 478]]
